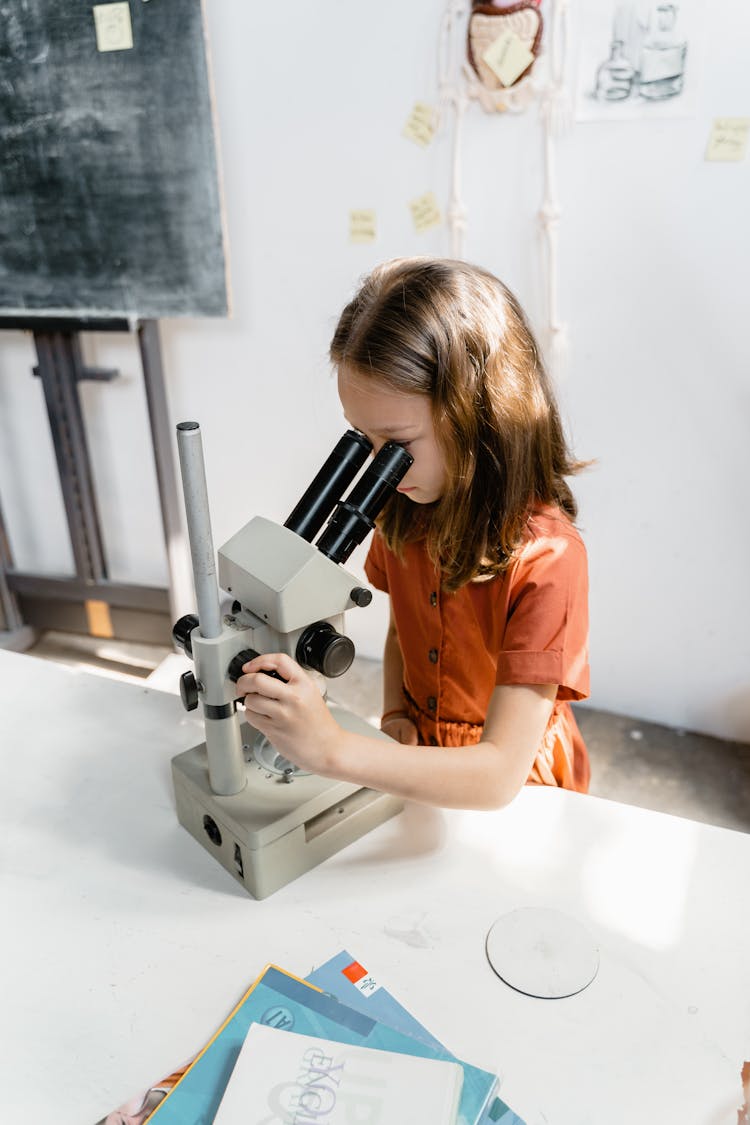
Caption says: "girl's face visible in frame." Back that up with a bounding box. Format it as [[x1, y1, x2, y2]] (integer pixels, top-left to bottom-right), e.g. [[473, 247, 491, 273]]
[[337, 365, 446, 504]]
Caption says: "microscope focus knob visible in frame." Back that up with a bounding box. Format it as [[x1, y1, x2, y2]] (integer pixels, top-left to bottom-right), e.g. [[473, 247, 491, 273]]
[[227, 648, 260, 683], [349, 586, 372, 607], [296, 622, 355, 679], [179, 671, 199, 711], [172, 614, 199, 657]]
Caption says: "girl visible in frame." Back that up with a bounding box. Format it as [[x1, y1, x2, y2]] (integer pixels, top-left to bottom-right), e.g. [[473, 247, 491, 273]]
[[236, 258, 590, 810]]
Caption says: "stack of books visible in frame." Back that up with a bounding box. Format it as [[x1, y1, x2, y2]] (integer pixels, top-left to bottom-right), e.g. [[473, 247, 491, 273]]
[[96, 951, 525, 1125]]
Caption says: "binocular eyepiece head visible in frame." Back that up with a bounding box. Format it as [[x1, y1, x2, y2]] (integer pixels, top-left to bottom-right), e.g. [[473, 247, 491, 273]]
[[284, 429, 371, 543], [315, 440, 412, 564], [284, 430, 413, 566]]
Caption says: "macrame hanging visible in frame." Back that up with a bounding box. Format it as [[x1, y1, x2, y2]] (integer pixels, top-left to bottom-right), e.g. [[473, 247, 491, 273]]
[[438, 0, 571, 377]]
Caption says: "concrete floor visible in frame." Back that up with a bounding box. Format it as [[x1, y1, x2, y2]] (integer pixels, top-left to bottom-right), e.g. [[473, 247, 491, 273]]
[[27, 630, 750, 835]]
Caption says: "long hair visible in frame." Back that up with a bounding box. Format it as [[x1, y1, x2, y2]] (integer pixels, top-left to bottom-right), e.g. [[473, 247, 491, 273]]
[[330, 258, 586, 591]]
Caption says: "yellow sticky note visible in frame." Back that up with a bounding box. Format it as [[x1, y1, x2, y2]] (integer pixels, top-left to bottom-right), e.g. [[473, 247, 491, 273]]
[[93, 2, 134, 52], [409, 192, 442, 234], [705, 118, 750, 162], [403, 102, 437, 147], [482, 30, 534, 87], [349, 210, 377, 244]]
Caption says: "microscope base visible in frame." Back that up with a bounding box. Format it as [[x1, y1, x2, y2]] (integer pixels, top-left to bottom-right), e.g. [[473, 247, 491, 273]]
[[172, 705, 403, 899]]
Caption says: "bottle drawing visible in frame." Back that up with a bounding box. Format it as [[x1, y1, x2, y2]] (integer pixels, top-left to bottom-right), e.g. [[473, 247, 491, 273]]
[[594, 39, 635, 101], [638, 2, 687, 100]]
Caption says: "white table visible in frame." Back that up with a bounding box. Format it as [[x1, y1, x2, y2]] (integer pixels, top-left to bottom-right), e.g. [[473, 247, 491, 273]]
[[1, 649, 748, 1125]]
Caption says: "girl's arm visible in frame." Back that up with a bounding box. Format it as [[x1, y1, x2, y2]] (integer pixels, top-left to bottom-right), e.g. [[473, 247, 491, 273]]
[[380, 601, 418, 745], [236, 653, 555, 811]]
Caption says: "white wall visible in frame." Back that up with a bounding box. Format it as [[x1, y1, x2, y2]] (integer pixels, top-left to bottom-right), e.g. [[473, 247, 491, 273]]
[[1, 1, 748, 742]]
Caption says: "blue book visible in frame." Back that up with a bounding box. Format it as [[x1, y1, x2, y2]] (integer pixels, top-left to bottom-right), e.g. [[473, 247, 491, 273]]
[[307, 950, 445, 1050], [307, 950, 526, 1125], [148, 964, 497, 1125]]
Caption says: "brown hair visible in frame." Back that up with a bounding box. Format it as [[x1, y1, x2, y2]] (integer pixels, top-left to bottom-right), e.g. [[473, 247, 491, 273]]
[[330, 257, 586, 591]]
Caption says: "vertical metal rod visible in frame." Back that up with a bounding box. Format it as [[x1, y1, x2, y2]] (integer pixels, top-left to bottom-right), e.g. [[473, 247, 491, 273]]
[[137, 321, 194, 624], [176, 421, 245, 796], [175, 422, 222, 638]]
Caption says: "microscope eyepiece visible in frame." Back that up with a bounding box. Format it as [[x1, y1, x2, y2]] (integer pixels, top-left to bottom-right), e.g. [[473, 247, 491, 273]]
[[315, 441, 413, 565], [284, 429, 372, 542]]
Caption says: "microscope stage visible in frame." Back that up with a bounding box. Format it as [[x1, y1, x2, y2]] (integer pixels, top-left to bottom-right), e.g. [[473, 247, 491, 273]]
[[171, 704, 403, 898]]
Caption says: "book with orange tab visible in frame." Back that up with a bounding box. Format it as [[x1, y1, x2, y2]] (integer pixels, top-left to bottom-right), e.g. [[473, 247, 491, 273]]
[[306, 951, 526, 1124]]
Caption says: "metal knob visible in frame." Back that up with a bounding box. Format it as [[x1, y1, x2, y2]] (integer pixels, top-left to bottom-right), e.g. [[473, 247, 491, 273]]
[[350, 586, 372, 607], [179, 671, 199, 711], [172, 613, 199, 657]]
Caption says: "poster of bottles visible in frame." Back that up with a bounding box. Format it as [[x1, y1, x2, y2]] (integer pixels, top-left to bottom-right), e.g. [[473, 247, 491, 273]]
[[574, 0, 703, 121]]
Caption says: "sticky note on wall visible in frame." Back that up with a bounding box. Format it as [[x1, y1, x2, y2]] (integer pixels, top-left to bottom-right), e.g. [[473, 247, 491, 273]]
[[93, 2, 134, 52], [482, 30, 534, 87], [403, 102, 437, 147], [705, 118, 750, 162], [409, 192, 442, 234], [349, 210, 377, 244]]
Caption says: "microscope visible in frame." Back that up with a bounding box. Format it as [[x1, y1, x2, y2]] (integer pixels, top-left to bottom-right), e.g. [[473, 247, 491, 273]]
[[170, 421, 413, 899]]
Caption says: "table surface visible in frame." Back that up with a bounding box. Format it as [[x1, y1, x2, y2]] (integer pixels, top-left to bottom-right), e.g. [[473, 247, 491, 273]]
[[1, 648, 748, 1125]]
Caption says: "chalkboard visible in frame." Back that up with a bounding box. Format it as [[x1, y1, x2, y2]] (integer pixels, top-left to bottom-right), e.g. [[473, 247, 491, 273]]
[[0, 0, 228, 318]]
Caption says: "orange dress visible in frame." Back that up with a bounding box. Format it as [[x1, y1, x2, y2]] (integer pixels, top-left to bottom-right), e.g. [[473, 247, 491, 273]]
[[364, 504, 591, 792]]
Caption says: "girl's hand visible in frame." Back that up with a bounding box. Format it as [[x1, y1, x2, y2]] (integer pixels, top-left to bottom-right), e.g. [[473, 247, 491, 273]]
[[380, 711, 418, 745], [235, 653, 342, 776]]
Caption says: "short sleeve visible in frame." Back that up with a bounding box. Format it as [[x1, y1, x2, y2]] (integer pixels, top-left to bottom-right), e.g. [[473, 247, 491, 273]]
[[364, 529, 389, 593], [495, 531, 590, 701]]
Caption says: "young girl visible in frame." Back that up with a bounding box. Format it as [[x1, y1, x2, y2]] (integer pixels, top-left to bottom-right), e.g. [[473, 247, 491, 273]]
[[236, 258, 590, 810]]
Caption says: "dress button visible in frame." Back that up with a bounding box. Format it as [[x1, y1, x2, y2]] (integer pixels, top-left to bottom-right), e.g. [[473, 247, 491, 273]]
[[429, 591, 438, 607], [427, 696, 437, 712], [428, 648, 438, 664]]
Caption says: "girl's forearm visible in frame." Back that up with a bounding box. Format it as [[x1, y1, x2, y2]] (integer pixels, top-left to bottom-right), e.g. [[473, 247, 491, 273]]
[[322, 726, 522, 811], [382, 621, 407, 715]]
